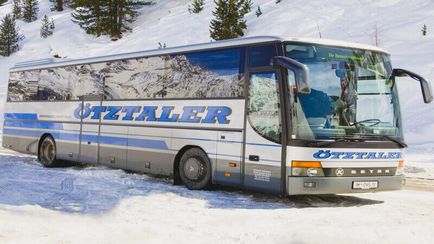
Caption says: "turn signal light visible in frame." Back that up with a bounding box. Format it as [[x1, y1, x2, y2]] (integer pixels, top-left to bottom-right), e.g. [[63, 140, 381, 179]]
[[398, 160, 404, 168], [291, 161, 322, 168], [291, 161, 324, 177], [396, 160, 405, 176]]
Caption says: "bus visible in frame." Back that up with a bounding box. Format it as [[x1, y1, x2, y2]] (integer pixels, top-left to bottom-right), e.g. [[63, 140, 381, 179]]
[[3, 36, 432, 195]]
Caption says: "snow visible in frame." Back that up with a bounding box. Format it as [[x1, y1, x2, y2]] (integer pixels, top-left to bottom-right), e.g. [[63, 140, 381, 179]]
[[0, 149, 433, 243]]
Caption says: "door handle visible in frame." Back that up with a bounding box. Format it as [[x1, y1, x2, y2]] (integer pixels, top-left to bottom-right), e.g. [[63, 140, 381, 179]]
[[249, 155, 259, 161]]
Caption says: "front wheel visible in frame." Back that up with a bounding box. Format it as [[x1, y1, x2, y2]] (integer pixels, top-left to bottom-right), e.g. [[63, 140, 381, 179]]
[[179, 148, 212, 190], [39, 136, 60, 167]]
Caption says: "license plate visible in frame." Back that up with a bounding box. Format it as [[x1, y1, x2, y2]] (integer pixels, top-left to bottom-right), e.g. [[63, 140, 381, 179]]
[[353, 181, 378, 190]]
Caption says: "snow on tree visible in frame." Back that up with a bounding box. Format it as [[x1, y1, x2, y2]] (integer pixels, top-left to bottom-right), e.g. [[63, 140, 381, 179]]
[[12, 0, 22, 20], [0, 0, 8, 6], [71, 0, 106, 37], [72, 0, 152, 40], [40, 15, 55, 38], [0, 14, 25, 57], [22, 0, 39, 23], [209, 0, 252, 41], [189, 0, 204, 14]]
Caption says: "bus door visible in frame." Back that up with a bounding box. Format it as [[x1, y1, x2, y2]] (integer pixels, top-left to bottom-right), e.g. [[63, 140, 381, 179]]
[[243, 70, 284, 194], [79, 95, 103, 164]]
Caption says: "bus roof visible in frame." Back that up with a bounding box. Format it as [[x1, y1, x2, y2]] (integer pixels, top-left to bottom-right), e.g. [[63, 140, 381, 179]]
[[10, 36, 388, 72]]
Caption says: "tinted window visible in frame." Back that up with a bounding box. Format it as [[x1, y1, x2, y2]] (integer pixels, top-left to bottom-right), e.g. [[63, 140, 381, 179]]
[[7, 71, 39, 101], [248, 71, 281, 143], [168, 48, 244, 98], [7, 48, 245, 102], [7, 65, 104, 102], [248, 45, 277, 67]]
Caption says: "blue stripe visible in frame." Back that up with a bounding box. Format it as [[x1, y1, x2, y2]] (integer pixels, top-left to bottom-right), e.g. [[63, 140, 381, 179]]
[[4, 120, 281, 149], [4, 120, 64, 130], [4, 113, 38, 120], [246, 142, 281, 148], [127, 137, 168, 150], [3, 128, 44, 138], [4, 128, 168, 150]]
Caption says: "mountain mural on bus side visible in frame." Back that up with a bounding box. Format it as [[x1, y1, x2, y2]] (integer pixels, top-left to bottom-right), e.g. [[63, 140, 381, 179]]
[[7, 54, 244, 101]]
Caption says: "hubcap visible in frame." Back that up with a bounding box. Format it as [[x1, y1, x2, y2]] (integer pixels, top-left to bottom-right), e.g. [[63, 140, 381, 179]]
[[184, 157, 205, 181], [42, 141, 55, 163]]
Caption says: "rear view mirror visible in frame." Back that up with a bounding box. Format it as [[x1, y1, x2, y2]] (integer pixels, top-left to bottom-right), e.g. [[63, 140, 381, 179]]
[[272, 56, 312, 94], [392, 68, 433, 104]]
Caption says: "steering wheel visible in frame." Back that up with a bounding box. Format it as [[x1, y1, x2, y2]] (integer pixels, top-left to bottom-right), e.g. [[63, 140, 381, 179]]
[[350, 119, 381, 127]]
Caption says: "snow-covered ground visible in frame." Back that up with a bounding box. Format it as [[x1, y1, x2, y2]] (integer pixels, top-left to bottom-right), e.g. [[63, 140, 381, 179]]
[[0, 150, 433, 244]]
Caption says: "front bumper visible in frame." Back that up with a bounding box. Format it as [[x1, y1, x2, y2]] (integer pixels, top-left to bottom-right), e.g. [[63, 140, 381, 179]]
[[287, 175, 405, 195]]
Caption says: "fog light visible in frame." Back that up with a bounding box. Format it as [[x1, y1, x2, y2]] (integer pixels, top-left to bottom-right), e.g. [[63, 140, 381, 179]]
[[304, 182, 317, 188]]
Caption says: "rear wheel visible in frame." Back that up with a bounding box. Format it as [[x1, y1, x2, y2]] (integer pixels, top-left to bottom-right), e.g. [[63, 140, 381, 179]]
[[179, 148, 212, 190], [39, 136, 60, 167]]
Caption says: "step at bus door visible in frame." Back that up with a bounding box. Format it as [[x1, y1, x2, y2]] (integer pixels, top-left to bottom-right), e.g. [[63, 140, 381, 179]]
[[79, 95, 103, 164], [243, 70, 284, 194], [215, 132, 243, 185]]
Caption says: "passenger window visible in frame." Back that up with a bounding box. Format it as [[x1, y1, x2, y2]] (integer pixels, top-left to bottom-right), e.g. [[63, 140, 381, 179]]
[[248, 71, 281, 143], [248, 45, 277, 67]]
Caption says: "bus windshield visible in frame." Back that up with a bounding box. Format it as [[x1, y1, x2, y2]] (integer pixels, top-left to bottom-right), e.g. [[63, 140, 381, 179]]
[[285, 43, 403, 141]]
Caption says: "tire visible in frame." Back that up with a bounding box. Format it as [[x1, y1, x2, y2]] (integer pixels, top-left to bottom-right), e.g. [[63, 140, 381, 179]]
[[179, 148, 212, 190], [39, 136, 60, 167]]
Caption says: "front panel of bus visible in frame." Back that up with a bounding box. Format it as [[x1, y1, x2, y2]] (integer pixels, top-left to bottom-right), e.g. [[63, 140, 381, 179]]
[[283, 43, 405, 195]]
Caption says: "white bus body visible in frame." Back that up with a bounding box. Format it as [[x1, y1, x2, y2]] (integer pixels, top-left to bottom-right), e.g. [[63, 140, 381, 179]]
[[3, 36, 432, 195]]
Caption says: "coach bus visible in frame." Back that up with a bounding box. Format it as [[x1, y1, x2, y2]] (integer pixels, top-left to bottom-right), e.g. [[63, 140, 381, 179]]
[[3, 36, 432, 195]]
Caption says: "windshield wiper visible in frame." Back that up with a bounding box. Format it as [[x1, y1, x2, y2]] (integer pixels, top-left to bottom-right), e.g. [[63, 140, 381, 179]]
[[362, 134, 408, 148], [308, 138, 365, 147], [308, 135, 407, 148]]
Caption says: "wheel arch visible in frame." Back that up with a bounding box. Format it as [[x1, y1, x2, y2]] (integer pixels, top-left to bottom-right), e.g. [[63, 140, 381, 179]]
[[172, 145, 211, 185]]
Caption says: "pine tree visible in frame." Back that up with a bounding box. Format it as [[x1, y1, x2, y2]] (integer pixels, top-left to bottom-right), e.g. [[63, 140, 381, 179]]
[[22, 0, 39, 23], [422, 24, 427, 36], [50, 0, 64, 11], [71, 0, 105, 36], [210, 0, 252, 41], [276, 0, 282, 3], [256, 5, 262, 17], [105, 0, 151, 40], [189, 0, 204, 14], [40, 15, 55, 38], [0, 0, 8, 6], [12, 0, 22, 20], [72, 0, 152, 39], [0, 14, 25, 57]]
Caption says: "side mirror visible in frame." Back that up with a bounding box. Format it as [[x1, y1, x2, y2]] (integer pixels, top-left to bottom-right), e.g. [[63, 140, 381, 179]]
[[272, 56, 312, 94], [392, 68, 433, 104]]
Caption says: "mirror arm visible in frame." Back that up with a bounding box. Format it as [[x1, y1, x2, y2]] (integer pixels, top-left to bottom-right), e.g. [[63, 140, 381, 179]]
[[392, 68, 433, 104], [271, 56, 312, 94]]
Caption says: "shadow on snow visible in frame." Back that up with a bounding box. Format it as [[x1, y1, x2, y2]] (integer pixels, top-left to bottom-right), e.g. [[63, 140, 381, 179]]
[[0, 153, 383, 214]]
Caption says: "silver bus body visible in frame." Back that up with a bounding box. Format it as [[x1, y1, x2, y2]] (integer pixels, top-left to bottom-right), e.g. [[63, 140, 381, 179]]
[[3, 36, 411, 195]]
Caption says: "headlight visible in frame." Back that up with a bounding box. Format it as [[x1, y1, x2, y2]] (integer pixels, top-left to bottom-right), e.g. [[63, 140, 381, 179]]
[[291, 161, 325, 177]]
